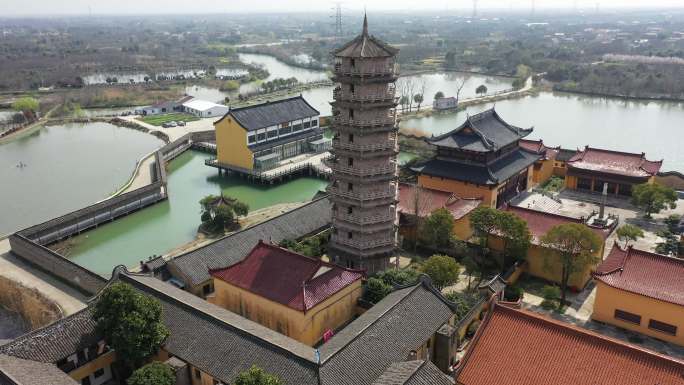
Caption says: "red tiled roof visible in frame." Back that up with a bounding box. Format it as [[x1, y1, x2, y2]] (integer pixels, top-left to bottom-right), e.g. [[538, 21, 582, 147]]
[[567, 146, 662, 178], [519, 139, 559, 160], [593, 243, 684, 306], [455, 302, 684, 385], [398, 184, 481, 220], [210, 241, 365, 312], [505, 206, 611, 243]]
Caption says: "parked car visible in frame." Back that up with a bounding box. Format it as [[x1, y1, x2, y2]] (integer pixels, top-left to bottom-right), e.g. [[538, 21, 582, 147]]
[[177, 120, 186, 126], [161, 122, 172, 128], [168, 121, 178, 127]]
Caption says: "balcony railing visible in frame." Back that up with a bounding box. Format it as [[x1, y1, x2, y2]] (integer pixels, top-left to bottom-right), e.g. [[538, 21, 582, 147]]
[[333, 87, 396, 102], [332, 136, 397, 153], [333, 113, 396, 127], [334, 212, 395, 226], [333, 63, 397, 77], [328, 162, 397, 177], [330, 235, 395, 249], [327, 185, 396, 201]]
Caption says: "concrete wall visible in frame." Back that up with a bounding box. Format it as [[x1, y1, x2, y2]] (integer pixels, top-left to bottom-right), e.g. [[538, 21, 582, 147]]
[[592, 281, 684, 347], [0, 275, 62, 330]]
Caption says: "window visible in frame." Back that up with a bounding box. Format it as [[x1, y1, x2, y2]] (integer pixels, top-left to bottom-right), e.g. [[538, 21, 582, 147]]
[[347, 182, 353, 191], [311, 119, 318, 127], [293, 123, 302, 131], [93, 368, 105, 378], [349, 109, 354, 119], [614, 309, 641, 325], [248, 134, 256, 144], [348, 133, 354, 142], [257, 133, 266, 141], [347, 158, 354, 167], [194, 368, 202, 379], [267, 130, 278, 139], [280, 126, 292, 135], [303, 121, 311, 129], [347, 206, 353, 214], [648, 319, 677, 336], [347, 232, 353, 239], [203, 283, 213, 295]]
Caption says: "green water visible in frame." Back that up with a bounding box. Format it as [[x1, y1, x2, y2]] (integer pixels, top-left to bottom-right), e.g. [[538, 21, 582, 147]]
[[0, 122, 164, 235], [66, 150, 328, 276]]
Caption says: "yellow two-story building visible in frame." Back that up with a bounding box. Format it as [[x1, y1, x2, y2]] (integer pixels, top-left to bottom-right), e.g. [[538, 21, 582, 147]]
[[211, 96, 330, 172], [592, 244, 684, 347], [208, 240, 365, 346]]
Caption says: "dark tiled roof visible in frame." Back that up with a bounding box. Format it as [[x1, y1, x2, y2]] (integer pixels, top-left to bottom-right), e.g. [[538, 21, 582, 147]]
[[167, 197, 332, 287], [217, 96, 319, 131], [334, 15, 398, 58], [593, 243, 684, 306], [567, 146, 663, 178], [397, 184, 481, 220], [555, 148, 577, 162], [210, 241, 364, 312], [414, 149, 539, 185], [0, 308, 98, 363], [519, 139, 559, 161], [455, 302, 684, 385], [319, 277, 457, 385], [119, 273, 321, 385], [427, 109, 532, 153], [0, 355, 77, 385], [372, 360, 454, 385]]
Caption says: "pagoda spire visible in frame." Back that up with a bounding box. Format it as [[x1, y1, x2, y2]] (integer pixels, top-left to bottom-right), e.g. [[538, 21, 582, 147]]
[[362, 12, 368, 36]]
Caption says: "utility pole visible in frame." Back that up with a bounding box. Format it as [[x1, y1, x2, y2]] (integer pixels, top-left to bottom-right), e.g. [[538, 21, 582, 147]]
[[333, 2, 343, 44]]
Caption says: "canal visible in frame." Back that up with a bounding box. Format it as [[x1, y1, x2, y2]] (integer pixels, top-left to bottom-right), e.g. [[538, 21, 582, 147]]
[[0, 122, 164, 235], [398, 92, 684, 173], [65, 150, 328, 276]]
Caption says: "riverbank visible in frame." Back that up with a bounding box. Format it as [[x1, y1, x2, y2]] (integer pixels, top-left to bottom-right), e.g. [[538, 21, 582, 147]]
[[552, 85, 684, 103]]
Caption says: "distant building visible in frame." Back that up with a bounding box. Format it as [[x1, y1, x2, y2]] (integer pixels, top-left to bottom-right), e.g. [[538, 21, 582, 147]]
[[397, 183, 481, 241], [140, 95, 193, 115], [432, 96, 457, 111], [183, 99, 230, 118], [209, 241, 365, 346], [592, 244, 684, 347], [212, 96, 326, 171], [413, 108, 540, 208], [519, 139, 559, 186], [454, 300, 684, 385], [565, 146, 662, 197]]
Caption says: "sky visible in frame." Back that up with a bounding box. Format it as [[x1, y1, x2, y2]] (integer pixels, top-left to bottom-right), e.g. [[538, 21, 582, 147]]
[[2, 0, 683, 16]]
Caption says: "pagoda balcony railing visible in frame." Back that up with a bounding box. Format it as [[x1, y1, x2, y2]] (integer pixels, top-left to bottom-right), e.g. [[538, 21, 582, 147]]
[[327, 185, 396, 201], [327, 162, 397, 177], [330, 235, 395, 249], [333, 63, 397, 77], [333, 114, 396, 128], [333, 87, 396, 102], [334, 212, 395, 226], [332, 136, 397, 152]]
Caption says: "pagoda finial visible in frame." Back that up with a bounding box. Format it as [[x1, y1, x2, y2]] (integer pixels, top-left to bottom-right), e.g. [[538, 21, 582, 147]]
[[362, 12, 369, 36]]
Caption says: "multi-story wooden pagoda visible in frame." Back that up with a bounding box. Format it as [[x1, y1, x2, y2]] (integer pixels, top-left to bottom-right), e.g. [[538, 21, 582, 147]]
[[327, 15, 399, 273]]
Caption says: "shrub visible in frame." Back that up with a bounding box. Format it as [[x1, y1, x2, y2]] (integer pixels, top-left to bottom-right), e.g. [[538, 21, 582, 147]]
[[466, 320, 481, 337], [503, 285, 523, 302], [127, 362, 174, 385], [363, 278, 392, 304], [541, 285, 560, 301]]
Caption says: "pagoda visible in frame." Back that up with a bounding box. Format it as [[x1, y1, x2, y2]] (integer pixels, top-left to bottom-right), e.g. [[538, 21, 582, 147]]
[[327, 15, 399, 273]]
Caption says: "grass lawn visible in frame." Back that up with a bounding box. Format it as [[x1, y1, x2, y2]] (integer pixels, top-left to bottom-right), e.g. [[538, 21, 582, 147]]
[[138, 113, 200, 126]]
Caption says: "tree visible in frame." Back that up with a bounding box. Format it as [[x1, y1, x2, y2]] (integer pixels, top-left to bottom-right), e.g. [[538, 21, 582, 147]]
[[220, 80, 240, 91], [93, 282, 170, 374], [476, 84, 488, 96], [399, 95, 410, 113], [235, 365, 282, 385], [434, 91, 444, 100], [375, 267, 421, 286], [495, 211, 531, 271], [127, 362, 174, 385], [616, 224, 644, 247], [469, 206, 503, 280], [540, 223, 602, 309], [631, 183, 677, 218], [199, 194, 249, 233], [12, 97, 39, 121], [413, 93, 424, 111], [421, 255, 461, 290], [419, 208, 455, 249], [363, 277, 393, 303]]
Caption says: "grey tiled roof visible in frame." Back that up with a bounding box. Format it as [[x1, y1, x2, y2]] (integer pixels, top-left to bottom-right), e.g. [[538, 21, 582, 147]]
[[318, 277, 457, 385], [0, 355, 77, 385], [372, 360, 454, 385], [334, 15, 398, 58], [428, 109, 532, 153], [167, 197, 332, 287], [556, 148, 578, 162], [119, 273, 320, 385], [0, 308, 98, 363], [218, 96, 319, 131], [414, 149, 540, 185]]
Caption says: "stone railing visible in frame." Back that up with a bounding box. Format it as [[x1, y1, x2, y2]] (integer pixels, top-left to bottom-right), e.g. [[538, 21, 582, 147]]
[[333, 114, 396, 127], [327, 185, 396, 201], [332, 136, 397, 152], [334, 212, 394, 225], [330, 236, 394, 249], [333, 87, 396, 102], [328, 162, 396, 177], [333, 63, 397, 77]]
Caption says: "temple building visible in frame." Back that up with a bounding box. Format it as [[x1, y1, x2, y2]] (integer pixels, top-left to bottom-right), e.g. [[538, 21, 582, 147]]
[[519, 139, 559, 186], [327, 15, 400, 272], [208, 241, 365, 346], [413, 108, 540, 208], [210, 96, 328, 172], [592, 243, 684, 347], [565, 146, 662, 196]]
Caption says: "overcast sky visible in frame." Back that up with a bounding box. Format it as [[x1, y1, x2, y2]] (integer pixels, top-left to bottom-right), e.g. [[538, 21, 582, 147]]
[[2, 0, 684, 16]]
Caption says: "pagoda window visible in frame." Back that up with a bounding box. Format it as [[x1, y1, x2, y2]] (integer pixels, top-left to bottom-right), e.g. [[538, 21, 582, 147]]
[[351, 58, 356, 68], [348, 182, 353, 191], [348, 231, 353, 239], [350, 84, 355, 93], [349, 109, 354, 119], [348, 133, 354, 143], [348, 158, 354, 167], [347, 206, 353, 214]]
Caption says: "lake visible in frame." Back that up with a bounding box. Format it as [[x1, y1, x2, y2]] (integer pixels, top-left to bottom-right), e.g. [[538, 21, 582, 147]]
[[398, 92, 684, 172], [65, 150, 328, 276], [0, 122, 164, 235]]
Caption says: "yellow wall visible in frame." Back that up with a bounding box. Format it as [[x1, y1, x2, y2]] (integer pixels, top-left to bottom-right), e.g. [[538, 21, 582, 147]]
[[592, 282, 684, 347], [553, 160, 567, 177], [212, 277, 363, 346], [453, 215, 474, 241], [490, 237, 604, 290], [565, 174, 656, 192], [531, 159, 555, 186], [418, 175, 496, 207], [68, 351, 116, 381], [215, 116, 254, 170]]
